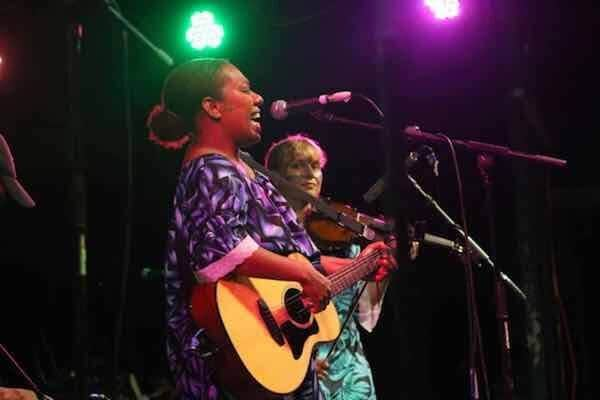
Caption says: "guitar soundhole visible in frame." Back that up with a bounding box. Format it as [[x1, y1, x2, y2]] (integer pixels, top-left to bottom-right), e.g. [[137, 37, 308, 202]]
[[284, 288, 311, 324]]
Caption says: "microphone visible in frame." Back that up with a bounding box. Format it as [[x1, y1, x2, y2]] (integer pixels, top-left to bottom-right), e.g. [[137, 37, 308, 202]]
[[421, 233, 464, 255], [411, 221, 464, 254], [363, 146, 439, 203], [270, 91, 352, 120]]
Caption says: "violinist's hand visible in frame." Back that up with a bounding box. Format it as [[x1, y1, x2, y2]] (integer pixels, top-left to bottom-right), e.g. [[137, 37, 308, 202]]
[[315, 358, 329, 379], [360, 241, 398, 282]]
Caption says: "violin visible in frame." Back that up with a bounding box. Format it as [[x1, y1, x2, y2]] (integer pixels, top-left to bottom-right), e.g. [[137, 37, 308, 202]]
[[304, 199, 427, 264], [304, 199, 394, 253]]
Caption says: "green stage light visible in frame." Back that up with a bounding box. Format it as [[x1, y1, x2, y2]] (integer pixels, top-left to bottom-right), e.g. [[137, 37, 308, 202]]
[[185, 11, 224, 50]]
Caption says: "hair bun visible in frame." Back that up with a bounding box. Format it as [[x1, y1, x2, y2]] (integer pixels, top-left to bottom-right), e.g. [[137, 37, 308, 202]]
[[146, 104, 191, 150]]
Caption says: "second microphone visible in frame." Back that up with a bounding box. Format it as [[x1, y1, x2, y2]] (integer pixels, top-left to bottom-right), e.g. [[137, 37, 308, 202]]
[[270, 91, 352, 120]]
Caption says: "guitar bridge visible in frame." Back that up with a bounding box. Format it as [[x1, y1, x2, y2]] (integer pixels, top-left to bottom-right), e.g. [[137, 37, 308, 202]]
[[257, 299, 285, 346]]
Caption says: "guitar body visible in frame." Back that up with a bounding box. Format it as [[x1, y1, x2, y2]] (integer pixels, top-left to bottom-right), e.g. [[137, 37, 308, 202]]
[[190, 274, 341, 399]]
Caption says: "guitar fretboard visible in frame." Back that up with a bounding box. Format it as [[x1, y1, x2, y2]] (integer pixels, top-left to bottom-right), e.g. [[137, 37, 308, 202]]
[[329, 249, 386, 295]]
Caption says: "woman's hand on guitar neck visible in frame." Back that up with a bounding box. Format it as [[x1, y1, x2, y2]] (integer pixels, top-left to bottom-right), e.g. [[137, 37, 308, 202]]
[[289, 253, 332, 313]]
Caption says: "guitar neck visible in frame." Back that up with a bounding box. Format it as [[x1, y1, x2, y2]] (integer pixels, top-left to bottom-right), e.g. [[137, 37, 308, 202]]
[[329, 248, 386, 295]]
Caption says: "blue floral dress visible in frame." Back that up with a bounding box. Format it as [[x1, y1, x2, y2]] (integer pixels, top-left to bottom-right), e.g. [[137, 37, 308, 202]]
[[315, 245, 377, 400], [164, 154, 322, 400]]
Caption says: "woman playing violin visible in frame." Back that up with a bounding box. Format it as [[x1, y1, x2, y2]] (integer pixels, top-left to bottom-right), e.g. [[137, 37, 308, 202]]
[[265, 133, 393, 400]]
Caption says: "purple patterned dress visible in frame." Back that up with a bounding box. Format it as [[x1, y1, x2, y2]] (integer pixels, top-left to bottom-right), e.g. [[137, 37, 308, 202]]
[[164, 154, 322, 400]]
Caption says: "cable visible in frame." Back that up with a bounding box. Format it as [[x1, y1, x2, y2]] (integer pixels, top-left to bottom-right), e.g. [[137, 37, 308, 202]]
[[544, 174, 577, 400], [437, 134, 490, 400], [323, 281, 369, 361], [0, 343, 54, 400], [352, 93, 385, 120], [310, 93, 384, 123]]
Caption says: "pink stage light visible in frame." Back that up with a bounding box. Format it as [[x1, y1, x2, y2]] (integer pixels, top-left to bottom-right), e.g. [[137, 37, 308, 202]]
[[425, 0, 460, 19]]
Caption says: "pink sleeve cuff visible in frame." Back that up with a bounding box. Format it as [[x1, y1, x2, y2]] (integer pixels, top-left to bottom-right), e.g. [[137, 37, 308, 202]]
[[194, 235, 259, 283]]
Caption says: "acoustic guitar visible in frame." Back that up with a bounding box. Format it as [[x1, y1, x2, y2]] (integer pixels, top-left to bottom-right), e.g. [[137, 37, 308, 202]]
[[189, 247, 389, 399]]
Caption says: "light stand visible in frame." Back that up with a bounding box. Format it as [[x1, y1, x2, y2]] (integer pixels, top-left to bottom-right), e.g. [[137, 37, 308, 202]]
[[103, 1, 174, 67], [65, 12, 88, 399], [65, 2, 174, 398], [100, 1, 173, 398]]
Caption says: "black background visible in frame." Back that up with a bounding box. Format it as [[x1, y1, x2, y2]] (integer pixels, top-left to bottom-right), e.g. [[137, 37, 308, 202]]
[[1, 0, 595, 398]]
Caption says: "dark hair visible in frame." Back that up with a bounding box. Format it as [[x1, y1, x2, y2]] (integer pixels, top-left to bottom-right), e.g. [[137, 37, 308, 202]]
[[264, 133, 328, 172], [147, 58, 231, 149]]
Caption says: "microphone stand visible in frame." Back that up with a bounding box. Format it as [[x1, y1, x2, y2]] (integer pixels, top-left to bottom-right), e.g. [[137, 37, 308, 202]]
[[407, 172, 521, 400], [311, 111, 557, 299], [311, 112, 569, 399], [310, 112, 567, 169], [406, 173, 526, 301], [477, 154, 514, 400]]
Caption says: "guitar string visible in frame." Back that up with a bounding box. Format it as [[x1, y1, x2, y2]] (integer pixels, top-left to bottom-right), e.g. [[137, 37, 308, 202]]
[[284, 248, 383, 307], [273, 249, 386, 319]]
